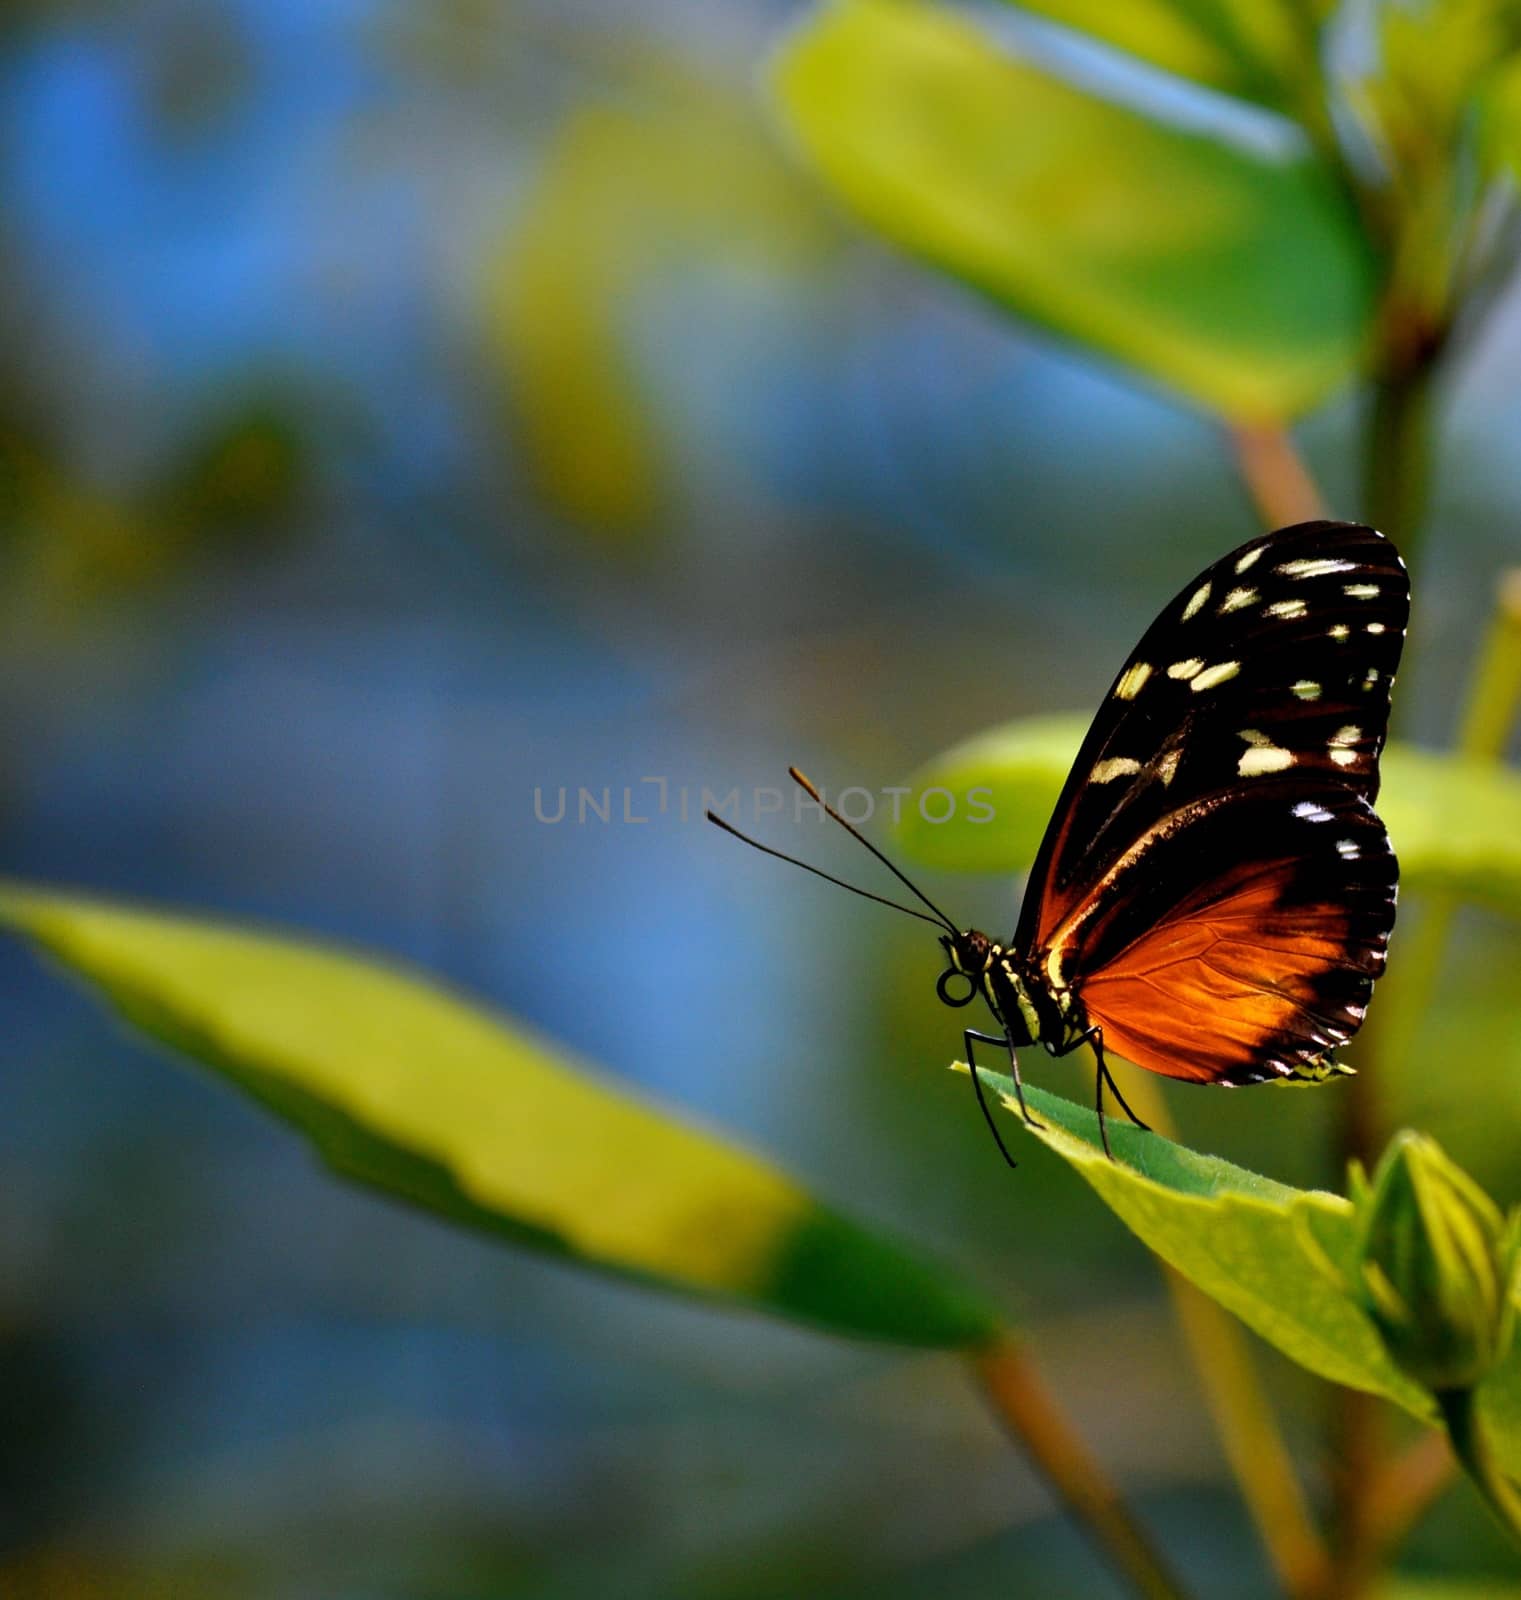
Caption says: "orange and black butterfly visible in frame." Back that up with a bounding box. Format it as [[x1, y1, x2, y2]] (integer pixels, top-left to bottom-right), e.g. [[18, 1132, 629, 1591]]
[[711, 520, 1408, 1160]]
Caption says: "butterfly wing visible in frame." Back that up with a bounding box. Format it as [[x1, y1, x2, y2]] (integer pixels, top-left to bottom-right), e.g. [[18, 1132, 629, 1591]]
[[1015, 520, 1407, 1084], [1061, 783, 1396, 1083]]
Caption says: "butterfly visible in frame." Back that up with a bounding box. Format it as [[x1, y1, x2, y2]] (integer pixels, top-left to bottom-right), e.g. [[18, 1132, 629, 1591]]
[[710, 520, 1408, 1161]]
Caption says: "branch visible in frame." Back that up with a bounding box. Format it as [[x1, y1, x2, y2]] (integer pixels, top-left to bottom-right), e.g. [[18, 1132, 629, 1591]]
[[971, 1334, 1196, 1600], [1227, 423, 1328, 527]]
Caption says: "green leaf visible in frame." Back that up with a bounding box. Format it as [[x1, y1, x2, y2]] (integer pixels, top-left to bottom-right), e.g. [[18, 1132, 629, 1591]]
[[1006, 0, 1333, 114], [975, 1075, 1521, 1475], [976, 1076, 1435, 1415], [772, 0, 1375, 421], [0, 884, 1000, 1349], [897, 714, 1521, 915]]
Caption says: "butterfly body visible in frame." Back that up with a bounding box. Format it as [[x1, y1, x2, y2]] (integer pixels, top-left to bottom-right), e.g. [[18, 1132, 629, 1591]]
[[941, 931, 1073, 1052]]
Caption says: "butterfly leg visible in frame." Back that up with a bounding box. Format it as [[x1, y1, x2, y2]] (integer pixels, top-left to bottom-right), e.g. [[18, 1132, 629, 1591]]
[[1098, 1053, 1152, 1134], [1064, 1027, 1152, 1133], [1052, 1025, 1151, 1154], [968, 1027, 1046, 1132], [962, 1029, 1025, 1168], [1093, 1048, 1113, 1160]]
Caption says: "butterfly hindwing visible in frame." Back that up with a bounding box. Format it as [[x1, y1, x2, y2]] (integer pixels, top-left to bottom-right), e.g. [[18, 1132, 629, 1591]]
[[1064, 783, 1396, 1083], [1015, 520, 1407, 1084]]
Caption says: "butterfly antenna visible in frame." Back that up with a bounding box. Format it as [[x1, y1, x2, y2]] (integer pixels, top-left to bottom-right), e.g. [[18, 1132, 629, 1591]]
[[788, 767, 959, 932], [705, 811, 948, 929]]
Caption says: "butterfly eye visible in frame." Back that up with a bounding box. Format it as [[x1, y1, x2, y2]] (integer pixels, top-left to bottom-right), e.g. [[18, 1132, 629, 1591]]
[[936, 968, 977, 1007]]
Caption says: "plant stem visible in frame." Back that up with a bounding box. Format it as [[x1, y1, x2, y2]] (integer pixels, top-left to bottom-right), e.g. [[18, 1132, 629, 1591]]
[[1365, 363, 1437, 563], [1327, 1386, 1385, 1596], [1228, 423, 1328, 527], [1457, 569, 1521, 758], [1344, 1431, 1456, 1594], [970, 1334, 1196, 1600], [1111, 1074, 1334, 1599], [1437, 1388, 1521, 1547], [1165, 1269, 1334, 1599], [1316, 1432, 1456, 1599]]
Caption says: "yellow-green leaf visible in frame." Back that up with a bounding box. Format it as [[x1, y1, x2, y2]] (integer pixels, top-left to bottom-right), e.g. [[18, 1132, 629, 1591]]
[[897, 715, 1521, 916], [0, 884, 1000, 1349], [773, 0, 1375, 421], [980, 1078, 1433, 1413], [981, 1077, 1521, 1475]]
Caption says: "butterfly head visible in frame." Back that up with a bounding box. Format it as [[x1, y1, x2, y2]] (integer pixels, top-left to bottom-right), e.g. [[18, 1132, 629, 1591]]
[[936, 929, 991, 1008]]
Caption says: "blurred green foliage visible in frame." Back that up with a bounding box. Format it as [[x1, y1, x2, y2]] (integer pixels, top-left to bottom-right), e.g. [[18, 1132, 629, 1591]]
[[486, 59, 839, 534], [773, 0, 1375, 422]]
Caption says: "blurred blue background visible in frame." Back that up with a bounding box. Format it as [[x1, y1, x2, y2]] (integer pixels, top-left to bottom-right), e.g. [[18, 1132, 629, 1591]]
[[3, 2, 1521, 1595]]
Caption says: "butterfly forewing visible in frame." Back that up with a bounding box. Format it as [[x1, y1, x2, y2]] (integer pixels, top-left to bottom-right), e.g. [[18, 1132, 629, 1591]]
[[1016, 520, 1407, 1085]]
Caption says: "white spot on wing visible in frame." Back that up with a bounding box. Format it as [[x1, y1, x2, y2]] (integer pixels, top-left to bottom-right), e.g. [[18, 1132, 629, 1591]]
[[1336, 838, 1360, 859], [1344, 583, 1380, 599], [1157, 748, 1181, 785], [1237, 729, 1294, 775], [1266, 598, 1307, 619], [1235, 546, 1263, 573], [1292, 680, 1321, 700], [1182, 582, 1211, 621], [1366, 622, 1387, 634], [1279, 558, 1356, 578], [1361, 667, 1380, 690], [1328, 725, 1361, 768], [1090, 757, 1143, 783], [1167, 658, 1205, 679], [1219, 587, 1258, 614], [1241, 750, 1295, 774], [1114, 661, 1153, 700], [1330, 625, 1350, 641], [1191, 660, 1240, 691], [1294, 801, 1333, 821]]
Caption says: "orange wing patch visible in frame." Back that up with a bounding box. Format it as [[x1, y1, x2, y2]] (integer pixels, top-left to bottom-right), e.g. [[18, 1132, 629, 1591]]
[[1074, 876, 1362, 1084]]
